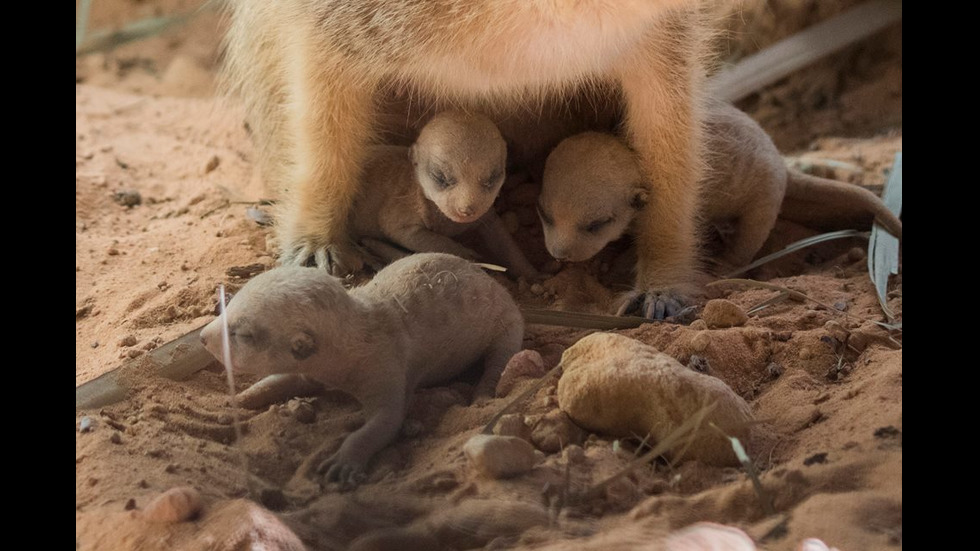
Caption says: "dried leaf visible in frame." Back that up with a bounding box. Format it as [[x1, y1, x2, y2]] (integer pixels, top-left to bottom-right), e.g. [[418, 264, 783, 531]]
[[868, 152, 902, 321]]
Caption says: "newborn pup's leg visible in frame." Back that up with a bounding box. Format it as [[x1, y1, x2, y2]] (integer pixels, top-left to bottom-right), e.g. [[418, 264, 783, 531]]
[[474, 321, 524, 400], [475, 213, 542, 280], [318, 380, 407, 489], [237, 374, 325, 409]]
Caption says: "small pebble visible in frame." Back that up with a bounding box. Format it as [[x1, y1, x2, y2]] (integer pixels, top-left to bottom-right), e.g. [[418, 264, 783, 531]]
[[142, 486, 202, 523], [491, 414, 529, 439], [124, 498, 137, 511], [496, 349, 547, 397], [530, 410, 586, 453], [109, 432, 122, 445], [79, 416, 94, 432], [113, 189, 142, 207], [463, 434, 537, 479], [530, 283, 544, 295], [204, 155, 221, 173], [90, 341, 99, 348], [118, 335, 138, 348], [690, 332, 711, 353], [701, 299, 748, 329]]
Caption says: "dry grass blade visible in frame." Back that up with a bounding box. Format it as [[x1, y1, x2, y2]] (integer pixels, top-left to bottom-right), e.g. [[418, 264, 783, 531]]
[[746, 291, 792, 315], [709, 279, 902, 335], [474, 262, 507, 272], [76, 0, 92, 51], [575, 402, 718, 503], [710, 423, 774, 516], [724, 229, 868, 278], [521, 308, 649, 330], [76, 12, 195, 56], [868, 152, 902, 321], [709, 0, 903, 102]]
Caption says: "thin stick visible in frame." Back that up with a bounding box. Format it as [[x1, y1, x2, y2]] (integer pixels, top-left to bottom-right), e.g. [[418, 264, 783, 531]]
[[218, 285, 255, 498]]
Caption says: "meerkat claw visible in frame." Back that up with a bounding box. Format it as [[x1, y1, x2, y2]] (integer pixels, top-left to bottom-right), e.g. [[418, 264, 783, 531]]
[[617, 289, 690, 321]]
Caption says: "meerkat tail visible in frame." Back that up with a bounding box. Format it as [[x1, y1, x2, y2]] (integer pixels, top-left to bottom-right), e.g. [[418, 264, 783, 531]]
[[782, 171, 902, 239]]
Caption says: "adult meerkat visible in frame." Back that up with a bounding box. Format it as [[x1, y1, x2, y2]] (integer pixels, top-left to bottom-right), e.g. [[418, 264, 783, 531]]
[[199, 254, 524, 486], [352, 111, 540, 280], [537, 102, 903, 273], [222, 0, 707, 319]]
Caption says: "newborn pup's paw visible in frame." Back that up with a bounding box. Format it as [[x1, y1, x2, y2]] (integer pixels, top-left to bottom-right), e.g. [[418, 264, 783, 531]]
[[318, 453, 368, 491]]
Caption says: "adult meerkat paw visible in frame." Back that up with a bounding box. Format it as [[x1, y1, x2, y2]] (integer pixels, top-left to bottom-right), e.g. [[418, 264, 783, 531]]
[[616, 289, 697, 322], [280, 239, 366, 276]]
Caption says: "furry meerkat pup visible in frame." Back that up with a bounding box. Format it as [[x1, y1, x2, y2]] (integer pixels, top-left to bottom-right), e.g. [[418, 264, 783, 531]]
[[351, 110, 540, 280], [537, 102, 903, 275], [222, 0, 708, 319]]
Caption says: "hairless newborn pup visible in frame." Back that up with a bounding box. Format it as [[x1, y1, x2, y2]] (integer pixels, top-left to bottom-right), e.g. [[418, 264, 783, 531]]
[[200, 253, 524, 487]]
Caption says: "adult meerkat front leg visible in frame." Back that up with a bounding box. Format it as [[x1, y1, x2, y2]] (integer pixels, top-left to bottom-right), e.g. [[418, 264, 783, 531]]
[[616, 10, 706, 319], [276, 32, 378, 274]]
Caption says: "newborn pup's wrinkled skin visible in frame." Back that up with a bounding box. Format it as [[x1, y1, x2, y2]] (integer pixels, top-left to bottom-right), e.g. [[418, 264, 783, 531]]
[[351, 111, 540, 280], [537, 102, 903, 297], [222, 0, 707, 319], [199, 254, 524, 487]]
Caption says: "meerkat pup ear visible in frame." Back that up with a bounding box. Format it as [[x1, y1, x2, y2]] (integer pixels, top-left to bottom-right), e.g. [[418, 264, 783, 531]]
[[409, 144, 420, 167], [630, 187, 650, 210], [290, 331, 318, 360]]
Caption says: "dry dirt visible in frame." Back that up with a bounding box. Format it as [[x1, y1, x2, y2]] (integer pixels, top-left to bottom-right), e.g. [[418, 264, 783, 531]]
[[76, 2, 902, 550]]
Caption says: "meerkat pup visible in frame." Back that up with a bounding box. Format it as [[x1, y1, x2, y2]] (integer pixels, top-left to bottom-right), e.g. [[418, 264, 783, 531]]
[[537, 102, 903, 272], [199, 254, 524, 487], [222, 0, 707, 319], [351, 110, 540, 280]]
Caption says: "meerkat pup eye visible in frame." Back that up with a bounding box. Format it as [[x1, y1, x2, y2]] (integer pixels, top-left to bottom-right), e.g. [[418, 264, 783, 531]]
[[583, 217, 614, 234], [431, 169, 455, 190], [481, 169, 503, 190]]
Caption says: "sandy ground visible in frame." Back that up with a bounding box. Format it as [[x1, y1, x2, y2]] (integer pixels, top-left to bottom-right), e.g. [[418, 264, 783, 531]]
[[76, 2, 901, 550]]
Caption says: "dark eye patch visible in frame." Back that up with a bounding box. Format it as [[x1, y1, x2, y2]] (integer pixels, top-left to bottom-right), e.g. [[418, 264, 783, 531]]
[[582, 217, 614, 234]]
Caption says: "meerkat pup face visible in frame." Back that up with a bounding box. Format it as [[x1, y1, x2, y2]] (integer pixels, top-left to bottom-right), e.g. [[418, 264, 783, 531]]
[[538, 132, 649, 262], [199, 267, 352, 377], [410, 111, 508, 224]]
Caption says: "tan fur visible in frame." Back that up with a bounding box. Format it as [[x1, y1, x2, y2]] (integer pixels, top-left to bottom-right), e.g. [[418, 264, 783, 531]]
[[349, 111, 539, 279], [222, 0, 708, 313], [199, 254, 524, 486], [538, 102, 903, 271]]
